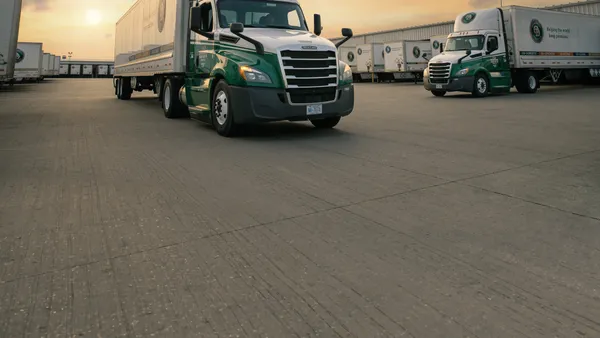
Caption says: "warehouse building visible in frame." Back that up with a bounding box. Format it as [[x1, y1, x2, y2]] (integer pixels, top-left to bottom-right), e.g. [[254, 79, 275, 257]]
[[330, 0, 600, 46]]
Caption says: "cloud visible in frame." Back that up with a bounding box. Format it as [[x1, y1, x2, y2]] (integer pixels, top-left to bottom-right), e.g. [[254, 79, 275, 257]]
[[23, 0, 52, 11]]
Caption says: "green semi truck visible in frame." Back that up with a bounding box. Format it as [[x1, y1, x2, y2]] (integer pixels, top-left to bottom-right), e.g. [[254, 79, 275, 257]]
[[424, 6, 600, 97], [113, 0, 355, 136]]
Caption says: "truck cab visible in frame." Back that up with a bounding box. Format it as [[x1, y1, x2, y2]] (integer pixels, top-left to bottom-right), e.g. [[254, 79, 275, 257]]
[[169, 0, 354, 136], [423, 9, 512, 97]]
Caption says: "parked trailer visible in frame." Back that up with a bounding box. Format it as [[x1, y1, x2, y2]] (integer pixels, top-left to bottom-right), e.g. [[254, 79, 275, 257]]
[[381, 40, 431, 83], [355, 43, 384, 82], [70, 64, 81, 76], [0, 0, 23, 86], [113, 0, 355, 137], [424, 6, 600, 97], [430, 34, 448, 58], [53, 55, 60, 76], [14, 42, 43, 82], [82, 64, 92, 77], [59, 64, 68, 76], [338, 46, 359, 81], [41, 53, 51, 79], [98, 65, 109, 77]]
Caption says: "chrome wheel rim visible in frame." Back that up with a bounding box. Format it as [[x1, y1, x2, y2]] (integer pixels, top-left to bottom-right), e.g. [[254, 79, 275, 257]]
[[214, 91, 228, 126], [164, 85, 171, 111], [477, 78, 487, 94], [528, 76, 536, 89]]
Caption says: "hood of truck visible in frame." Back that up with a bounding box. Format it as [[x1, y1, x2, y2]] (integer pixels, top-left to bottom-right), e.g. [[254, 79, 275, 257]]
[[222, 28, 337, 54], [428, 50, 484, 65]]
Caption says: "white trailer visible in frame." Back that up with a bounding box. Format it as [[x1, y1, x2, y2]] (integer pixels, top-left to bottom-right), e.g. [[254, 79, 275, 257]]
[[14, 42, 43, 82], [356, 43, 384, 81], [338, 46, 357, 75], [53, 55, 60, 76], [382, 40, 431, 83], [82, 64, 93, 76], [98, 65, 109, 77], [42, 52, 52, 78], [425, 6, 600, 97], [70, 64, 81, 76], [0, 0, 23, 85], [429, 35, 448, 58], [59, 64, 68, 76]]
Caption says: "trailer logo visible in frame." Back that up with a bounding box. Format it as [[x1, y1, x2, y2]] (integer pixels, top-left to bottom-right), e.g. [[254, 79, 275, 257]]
[[412, 46, 421, 58], [461, 12, 476, 24], [347, 51, 355, 62], [158, 0, 167, 33], [357, 48, 362, 55], [432, 40, 440, 50], [530, 19, 544, 43], [385, 46, 391, 54], [15, 49, 25, 63]]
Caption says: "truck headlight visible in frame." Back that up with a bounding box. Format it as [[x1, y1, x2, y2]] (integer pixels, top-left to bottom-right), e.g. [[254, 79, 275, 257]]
[[423, 67, 429, 77], [456, 68, 470, 76], [339, 61, 353, 82], [240, 65, 272, 84]]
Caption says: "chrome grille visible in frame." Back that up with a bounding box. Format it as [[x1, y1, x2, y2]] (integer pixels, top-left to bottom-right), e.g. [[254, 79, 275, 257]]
[[429, 62, 451, 84], [279, 49, 339, 104]]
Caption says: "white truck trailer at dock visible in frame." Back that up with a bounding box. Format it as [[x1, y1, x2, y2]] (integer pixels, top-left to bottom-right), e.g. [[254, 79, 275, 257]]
[[429, 35, 448, 58], [0, 0, 23, 86], [42, 53, 52, 79], [14, 42, 43, 82], [424, 6, 600, 97], [381, 40, 431, 83], [355, 43, 384, 82], [52, 55, 60, 77], [113, 0, 355, 137], [338, 46, 358, 81]]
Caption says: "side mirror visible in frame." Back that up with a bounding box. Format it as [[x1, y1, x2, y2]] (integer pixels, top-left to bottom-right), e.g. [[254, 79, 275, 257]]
[[190, 6, 203, 33], [335, 28, 353, 48], [230, 22, 244, 34], [440, 43, 444, 52], [422, 53, 428, 58], [314, 14, 322, 36]]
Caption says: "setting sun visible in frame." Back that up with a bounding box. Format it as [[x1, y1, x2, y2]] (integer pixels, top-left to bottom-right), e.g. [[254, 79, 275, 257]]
[[85, 9, 102, 25]]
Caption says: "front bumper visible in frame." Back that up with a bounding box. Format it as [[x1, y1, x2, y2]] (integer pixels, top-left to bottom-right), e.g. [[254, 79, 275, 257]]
[[230, 85, 354, 124], [424, 76, 474, 93]]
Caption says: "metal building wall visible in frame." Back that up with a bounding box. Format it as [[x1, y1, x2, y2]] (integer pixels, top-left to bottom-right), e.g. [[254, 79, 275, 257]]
[[547, 0, 600, 15], [331, 0, 600, 46]]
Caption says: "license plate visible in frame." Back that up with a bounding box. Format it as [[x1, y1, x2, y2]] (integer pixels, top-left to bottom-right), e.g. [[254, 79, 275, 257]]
[[307, 104, 323, 116], [435, 84, 442, 89]]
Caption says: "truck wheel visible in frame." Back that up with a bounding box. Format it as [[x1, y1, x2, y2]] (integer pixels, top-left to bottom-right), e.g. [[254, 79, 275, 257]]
[[118, 77, 132, 100], [517, 71, 538, 94], [162, 77, 188, 119], [211, 80, 238, 137], [472, 73, 489, 97], [431, 90, 446, 97], [311, 117, 341, 129]]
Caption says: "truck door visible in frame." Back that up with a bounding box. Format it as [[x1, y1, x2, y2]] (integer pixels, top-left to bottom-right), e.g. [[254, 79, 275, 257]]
[[484, 35, 511, 89], [187, 0, 217, 114]]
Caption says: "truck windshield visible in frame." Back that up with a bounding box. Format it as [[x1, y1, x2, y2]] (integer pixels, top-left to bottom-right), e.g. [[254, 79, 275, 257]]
[[445, 35, 485, 52], [217, 0, 308, 31]]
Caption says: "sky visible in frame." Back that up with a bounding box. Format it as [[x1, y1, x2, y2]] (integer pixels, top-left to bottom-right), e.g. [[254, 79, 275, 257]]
[[17, 0, 574, 60]]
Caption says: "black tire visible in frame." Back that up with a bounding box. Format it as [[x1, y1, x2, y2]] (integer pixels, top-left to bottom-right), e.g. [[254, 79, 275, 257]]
[[472, 73, 489, 97], [162, 77, 188, 119], [211, 80, 238, 137], [515, 71, 538, 94], [311, 116, 341, 129], [118, 77, 132, 100], [431, 90, 446, 97]]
